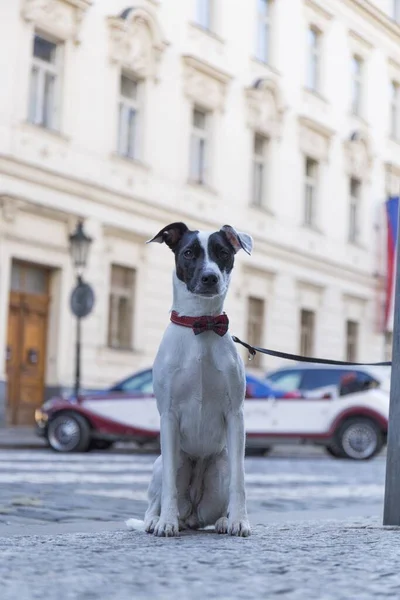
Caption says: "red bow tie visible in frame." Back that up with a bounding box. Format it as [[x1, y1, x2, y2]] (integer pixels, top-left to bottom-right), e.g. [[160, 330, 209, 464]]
[[170, 311, 229, 337]]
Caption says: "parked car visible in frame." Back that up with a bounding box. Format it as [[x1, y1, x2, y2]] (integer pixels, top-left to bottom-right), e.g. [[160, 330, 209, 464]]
[[35, 370, 296, 453], [35, 365, 390, 460], [264, 363, 391, 459]]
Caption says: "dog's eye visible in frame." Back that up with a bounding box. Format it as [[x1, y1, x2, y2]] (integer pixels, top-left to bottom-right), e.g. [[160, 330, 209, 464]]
[[219, 249, 229, 259], [183, 249, 194, 259]]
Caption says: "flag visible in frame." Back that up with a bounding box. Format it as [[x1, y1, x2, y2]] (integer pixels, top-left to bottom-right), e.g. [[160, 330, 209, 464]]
[[385, 196, 399, 330]]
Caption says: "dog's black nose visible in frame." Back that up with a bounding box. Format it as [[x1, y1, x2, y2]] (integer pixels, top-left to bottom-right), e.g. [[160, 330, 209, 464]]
[[201, 273, 219, 286]]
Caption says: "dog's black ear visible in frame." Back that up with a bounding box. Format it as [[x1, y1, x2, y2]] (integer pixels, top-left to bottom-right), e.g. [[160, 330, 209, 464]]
[[220, 225, 253, 256], [146, 222, 189, 251]]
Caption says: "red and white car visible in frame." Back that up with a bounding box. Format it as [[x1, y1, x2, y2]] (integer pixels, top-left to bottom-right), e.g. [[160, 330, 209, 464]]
[[35, 365, 390, 460]]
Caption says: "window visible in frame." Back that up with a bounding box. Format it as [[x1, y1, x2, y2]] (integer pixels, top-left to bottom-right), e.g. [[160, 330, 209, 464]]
[[111, 370, 154, 395], [304, 157, 318, 227], [118, 74, 140, 160], [28, 34, 60, 129], [346, 320, 359, 362], [349, 177, 361, 243], [300, 309, 315, 356], [301, 368, 374, 391], [384, 331, 393, 361], [190, 108, 209, 184], [306, 27, 320, 92], [256, 0, 271, 63], [267, 370, 304, 392], [195, 0, 212, 30], [247, 297, 265, 368], [108, 265, 136, 349], [351, 56, 363, 116], [390, 81, 400, 140], [393, 0, 400, 22], [252, 134, 268, 206]]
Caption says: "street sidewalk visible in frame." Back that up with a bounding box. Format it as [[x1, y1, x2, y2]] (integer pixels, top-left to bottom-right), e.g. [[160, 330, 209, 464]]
[[1, 515, 399, 600], [0, 427, 46, 450]]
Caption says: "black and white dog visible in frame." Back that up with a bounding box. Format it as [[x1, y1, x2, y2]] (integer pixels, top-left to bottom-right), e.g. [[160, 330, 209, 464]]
[[140, 222, 253, 537]]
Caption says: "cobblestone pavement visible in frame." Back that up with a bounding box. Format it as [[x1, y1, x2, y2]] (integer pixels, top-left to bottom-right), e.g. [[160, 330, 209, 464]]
[[2, 518, 400, 600], [0, 449, 386, 528], [0, 450, 394, 600]]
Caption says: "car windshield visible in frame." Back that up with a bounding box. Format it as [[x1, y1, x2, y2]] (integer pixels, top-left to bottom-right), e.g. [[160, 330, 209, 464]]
[[110, 370, 154, 394], [246, 375, 281, 398], [267, 370, 303, 392]]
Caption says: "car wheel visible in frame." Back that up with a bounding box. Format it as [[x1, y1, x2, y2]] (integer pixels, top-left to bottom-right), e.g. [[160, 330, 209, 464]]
[[335, 418, 383, 460], [47, 412, 91, 453], [90, 440, 114, 451]]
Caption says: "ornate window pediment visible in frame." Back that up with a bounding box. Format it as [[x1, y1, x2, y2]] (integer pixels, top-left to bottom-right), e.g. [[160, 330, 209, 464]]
[[21, 0, 92, 42], [298, 116, 333, 161], [344, 131, 373, 180], [182, 55, 231, 112], [108, 6, 167, 79], [245, 78, 285, 138], [385, 162, 400, 196]]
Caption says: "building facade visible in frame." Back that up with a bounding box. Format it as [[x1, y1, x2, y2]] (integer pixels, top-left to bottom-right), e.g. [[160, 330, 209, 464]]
[[0, 0, 399, 426]]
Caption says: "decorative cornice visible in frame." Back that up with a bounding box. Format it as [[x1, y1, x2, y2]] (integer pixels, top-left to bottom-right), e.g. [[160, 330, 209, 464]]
[[304, 0, 333, 22], [103, 224, 148, 243], [182, 55, 232, 111], [0, 155, 376, 288], [21, 0, 92, 43], [298, 116, 334, 161], [182, 56, 231, 85], [298, 116, 334, 139], [342, 0, 400, 44], [349, 29, 373, 51]]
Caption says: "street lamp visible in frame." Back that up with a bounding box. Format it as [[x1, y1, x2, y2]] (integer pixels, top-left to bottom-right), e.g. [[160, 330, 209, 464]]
[[69, 220, 92, 278], [69, 220, 94, 400]]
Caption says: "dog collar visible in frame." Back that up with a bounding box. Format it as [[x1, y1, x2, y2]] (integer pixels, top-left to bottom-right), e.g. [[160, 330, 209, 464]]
[[170, 310, 229, 337]]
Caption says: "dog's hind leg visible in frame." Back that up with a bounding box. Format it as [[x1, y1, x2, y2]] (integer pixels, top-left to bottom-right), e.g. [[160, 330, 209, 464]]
[[196, 449, 229, 530]]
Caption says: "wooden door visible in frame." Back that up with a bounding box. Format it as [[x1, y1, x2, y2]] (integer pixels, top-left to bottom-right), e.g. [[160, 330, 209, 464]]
[[6, 263, 50, 426]]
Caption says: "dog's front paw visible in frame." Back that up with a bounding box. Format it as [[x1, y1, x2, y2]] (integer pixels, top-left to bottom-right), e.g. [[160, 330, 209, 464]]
[[144, 516, 159, 534], [228, 517, 251, 537], [215, 517, 229, 534], [153, 518, 179, 537]]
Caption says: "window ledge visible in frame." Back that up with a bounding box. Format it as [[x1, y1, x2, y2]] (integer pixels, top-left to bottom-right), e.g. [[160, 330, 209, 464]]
[[189, 22, 224, 44], [100, 345, 143, 357], [250, 203, 275, 216], [348, 112, 368, 127], [302, 223, 323, 234], [250, 57, 280, 77], [389, 135, 400, 145], [111, 153, 151, 171], [21, 121, 70, 143], [186, 180, 218, 196], [303, 87, 328, 104], [347, 240, 366, 250]]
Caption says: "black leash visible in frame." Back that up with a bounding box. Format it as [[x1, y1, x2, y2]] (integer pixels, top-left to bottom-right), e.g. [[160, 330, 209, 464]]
[[231, 336, 392, 367]]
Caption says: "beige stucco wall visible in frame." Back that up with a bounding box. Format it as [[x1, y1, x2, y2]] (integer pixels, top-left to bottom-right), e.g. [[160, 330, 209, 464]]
[[0, 0, 399, 407]]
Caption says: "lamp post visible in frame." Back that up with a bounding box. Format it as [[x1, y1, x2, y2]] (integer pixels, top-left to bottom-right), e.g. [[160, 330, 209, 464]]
[[69, 221, 94, 400]]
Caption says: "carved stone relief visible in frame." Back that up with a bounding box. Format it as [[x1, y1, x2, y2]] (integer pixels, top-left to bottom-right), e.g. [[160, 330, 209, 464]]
[[299, 118, 332, 161], [108, 7, 167, 79], [245, 78, 284, 138], [21, 0, 92, 42], [344, 134, 372, 180], [182, 56, 231, 111]]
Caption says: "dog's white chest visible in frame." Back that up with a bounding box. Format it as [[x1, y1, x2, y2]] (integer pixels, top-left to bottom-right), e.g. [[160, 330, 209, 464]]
[[153, 325, 245, 457]]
